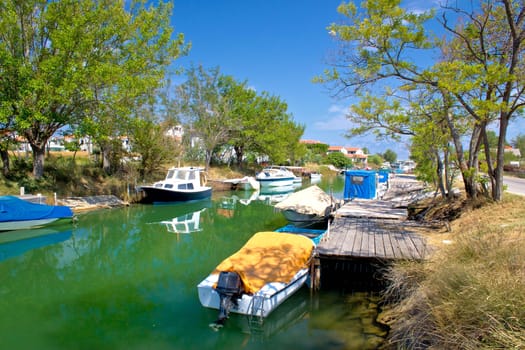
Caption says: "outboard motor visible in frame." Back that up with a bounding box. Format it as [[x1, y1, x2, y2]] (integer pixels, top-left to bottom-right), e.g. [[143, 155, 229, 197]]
[[214, 271, 243, 324]]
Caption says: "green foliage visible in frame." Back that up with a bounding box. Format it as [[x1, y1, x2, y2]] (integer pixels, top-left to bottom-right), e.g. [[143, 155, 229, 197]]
[[319, 0, 525, 201], [130, 116, 177, 178], [367, 154, 383, 167], [306, 143, 329, 155], [485, 130, 499, 150], [177, 65, 304, 168], [323, 152, 352, 169], [0, 0, 187, 178], [176, 65, 234, 170], [382, 149, 397, 163]]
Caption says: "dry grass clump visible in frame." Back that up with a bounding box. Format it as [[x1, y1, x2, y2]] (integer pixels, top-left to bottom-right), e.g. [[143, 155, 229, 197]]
[[382, 194, 525, 349]]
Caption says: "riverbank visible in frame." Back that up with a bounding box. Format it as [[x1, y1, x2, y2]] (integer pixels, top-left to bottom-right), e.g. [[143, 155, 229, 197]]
[[379, 194, 525, 349]]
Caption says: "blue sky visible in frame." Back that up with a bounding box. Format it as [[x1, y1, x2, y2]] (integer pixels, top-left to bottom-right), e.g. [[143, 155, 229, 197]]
[[169, 1, 524, 161]]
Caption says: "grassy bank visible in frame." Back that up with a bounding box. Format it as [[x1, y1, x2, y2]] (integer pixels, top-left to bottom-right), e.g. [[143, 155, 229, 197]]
[[381, 194, 525, 349]]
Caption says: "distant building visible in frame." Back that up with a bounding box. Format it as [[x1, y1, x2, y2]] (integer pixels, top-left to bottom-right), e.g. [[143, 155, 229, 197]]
[[300, 139, 323, 145], [504, 145, 521, 157], [327, 146, 368, 165], [165, 125, 184, 142]]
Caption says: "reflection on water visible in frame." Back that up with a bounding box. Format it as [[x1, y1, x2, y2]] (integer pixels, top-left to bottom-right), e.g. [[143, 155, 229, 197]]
[[160, 204, 209, 234], [0, 174, 386, 349], [0, 227, 72, 262]]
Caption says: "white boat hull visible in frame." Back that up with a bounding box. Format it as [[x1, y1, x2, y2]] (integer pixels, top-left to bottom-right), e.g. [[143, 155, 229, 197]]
[[0, 218, 60, 231], [256, 167, 296, 188], [197, 268, 309, 318], [257, 178, 294, 188]]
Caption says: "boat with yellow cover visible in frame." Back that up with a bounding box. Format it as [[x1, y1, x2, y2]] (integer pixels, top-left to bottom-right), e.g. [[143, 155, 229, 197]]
[[197, 231, 314, 323]]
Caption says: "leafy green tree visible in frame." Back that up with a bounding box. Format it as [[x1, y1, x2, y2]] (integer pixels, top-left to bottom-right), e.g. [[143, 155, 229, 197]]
[[0, 0, 186, 179], [307, 143, 329, 155], [176, 65, 234, 170], [130, 114, 178, 178], [382, 149, 397, 164], [367, 154, 383, 167], [177, 68, 305, 169], [324, 152, 352, 169], [318, 0, 525, 201], [303, 142, 329, 164], [251, 94, 304, 165], [216, 76, 258, 168]]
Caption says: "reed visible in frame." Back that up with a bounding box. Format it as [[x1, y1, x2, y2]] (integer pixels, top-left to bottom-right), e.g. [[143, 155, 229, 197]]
[[382, 195, 525, 349]]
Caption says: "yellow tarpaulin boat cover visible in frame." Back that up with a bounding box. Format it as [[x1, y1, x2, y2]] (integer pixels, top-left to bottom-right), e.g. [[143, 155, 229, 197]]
[[212, 231, 315, 294]]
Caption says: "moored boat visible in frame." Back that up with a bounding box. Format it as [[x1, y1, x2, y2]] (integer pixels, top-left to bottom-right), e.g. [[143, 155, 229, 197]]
[[255, 166, 295, 188], [274, 185, 340, 227], [275, 224, 328, 245], [0, 196, 74, 231], [138, 166, 212, 203], [197, 231, 315, 324]]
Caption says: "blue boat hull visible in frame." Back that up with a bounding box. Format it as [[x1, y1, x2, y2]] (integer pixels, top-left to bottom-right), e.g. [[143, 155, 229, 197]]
[[140, 186, 212, 204]]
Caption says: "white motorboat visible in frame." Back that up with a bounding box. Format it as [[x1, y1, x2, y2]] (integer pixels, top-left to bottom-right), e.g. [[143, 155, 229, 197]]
[[138, 167, 212, 203], [255, 166, 295, 188], [197, 231, 315, 324]]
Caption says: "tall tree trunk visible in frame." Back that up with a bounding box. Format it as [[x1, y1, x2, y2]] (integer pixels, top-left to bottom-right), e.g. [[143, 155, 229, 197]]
[[234, 145, 244, 168], [481, 127, 496, 198], [31, 143, 46, 179], [493, 114, 510, 201], [99, 141, 112, 174], [205, 150, 212, 172], [464, 124, 484, 200], [102, 146, 111, 174], [443, 147, 454, 198], [446, 110, 478, 200], [0, 148, 10, 177], [435, 150, 446, 198]]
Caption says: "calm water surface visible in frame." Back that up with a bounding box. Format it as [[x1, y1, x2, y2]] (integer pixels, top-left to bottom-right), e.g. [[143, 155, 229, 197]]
[[0, 176, 387, 349]]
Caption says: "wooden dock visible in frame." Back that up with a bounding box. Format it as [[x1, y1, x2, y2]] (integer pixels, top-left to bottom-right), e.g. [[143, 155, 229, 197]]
[[317, 198, 429, 261], [317, 216, 428, 261]]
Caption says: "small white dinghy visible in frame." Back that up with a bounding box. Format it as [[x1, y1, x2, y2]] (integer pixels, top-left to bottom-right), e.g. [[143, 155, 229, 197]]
[[197, 231, 315, 325]]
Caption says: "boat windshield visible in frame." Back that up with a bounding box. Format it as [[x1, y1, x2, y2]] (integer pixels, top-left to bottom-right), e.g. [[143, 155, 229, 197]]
[[165, 168, 199, 181]]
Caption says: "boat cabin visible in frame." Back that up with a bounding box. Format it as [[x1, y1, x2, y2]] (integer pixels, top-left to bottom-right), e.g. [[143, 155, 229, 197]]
[[154, 167, 205, 190]]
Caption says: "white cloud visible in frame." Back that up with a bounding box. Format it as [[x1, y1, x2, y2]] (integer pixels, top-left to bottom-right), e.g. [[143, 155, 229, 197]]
[[402, 0, 440, 13], [314, 104, 353, 131]]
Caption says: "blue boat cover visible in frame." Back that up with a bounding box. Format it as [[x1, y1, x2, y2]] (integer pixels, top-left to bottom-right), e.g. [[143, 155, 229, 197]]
[[344, 170, 377, 200], [0, 196, 73, 223], [378, 169, 390, 183]]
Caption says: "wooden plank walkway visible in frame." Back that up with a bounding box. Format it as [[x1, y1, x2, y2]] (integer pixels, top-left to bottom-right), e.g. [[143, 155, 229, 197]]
[[315, 175, 431, 262], [317, 217, 428, 261]]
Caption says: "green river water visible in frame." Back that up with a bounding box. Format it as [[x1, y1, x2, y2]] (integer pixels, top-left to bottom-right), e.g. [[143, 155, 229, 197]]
[[0, 175, 388, 349]]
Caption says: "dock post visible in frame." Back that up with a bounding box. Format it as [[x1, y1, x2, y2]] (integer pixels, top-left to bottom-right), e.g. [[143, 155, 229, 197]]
[[310, 256, 321, 293]]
